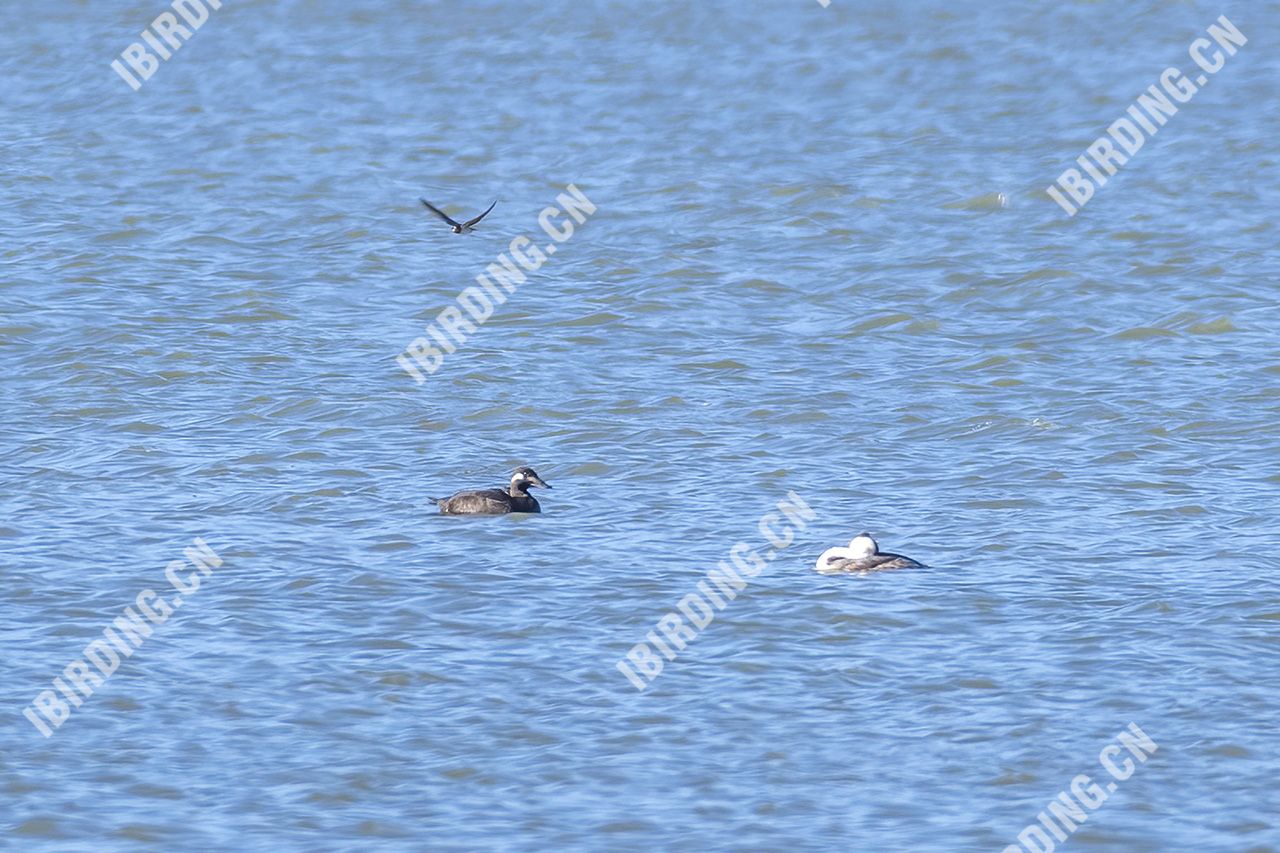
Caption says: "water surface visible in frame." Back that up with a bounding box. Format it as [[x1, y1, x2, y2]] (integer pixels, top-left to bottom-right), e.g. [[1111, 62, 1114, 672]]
[[3, 1, 1279, 849]]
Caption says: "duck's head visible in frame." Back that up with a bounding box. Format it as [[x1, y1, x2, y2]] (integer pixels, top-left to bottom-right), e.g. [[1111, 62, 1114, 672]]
[[511, 467, 551, 491], [847, 533, 878, 558]]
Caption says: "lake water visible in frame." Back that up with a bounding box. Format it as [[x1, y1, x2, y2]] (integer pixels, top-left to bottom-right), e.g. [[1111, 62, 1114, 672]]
[[4, 1, 1279, 850]]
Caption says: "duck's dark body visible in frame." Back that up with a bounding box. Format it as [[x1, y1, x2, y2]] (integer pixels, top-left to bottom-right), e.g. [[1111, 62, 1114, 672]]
[[432, 467, 550, 515], [821, 552, 922, 573], [434, 487, 542, 515]]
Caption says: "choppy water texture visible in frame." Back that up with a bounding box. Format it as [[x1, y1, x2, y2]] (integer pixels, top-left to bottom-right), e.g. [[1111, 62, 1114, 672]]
[[4, 1, 1279, 850]]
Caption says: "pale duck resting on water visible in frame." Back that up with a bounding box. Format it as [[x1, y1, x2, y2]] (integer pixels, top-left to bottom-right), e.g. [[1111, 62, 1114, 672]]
[[814, 533, 923, 573], [431, 467, 551, 515]]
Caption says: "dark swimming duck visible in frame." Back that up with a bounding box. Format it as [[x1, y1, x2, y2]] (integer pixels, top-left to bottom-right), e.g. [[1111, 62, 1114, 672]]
[[431, 467, 551, 515], [815, 533, 924, 573]]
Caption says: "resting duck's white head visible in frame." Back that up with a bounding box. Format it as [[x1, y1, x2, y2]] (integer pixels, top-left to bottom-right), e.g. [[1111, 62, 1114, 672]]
[[816, 532, 878, 570]]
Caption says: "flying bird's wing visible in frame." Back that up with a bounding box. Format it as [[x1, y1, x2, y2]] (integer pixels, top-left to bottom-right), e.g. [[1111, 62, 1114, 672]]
[[463, 200, 498, 228], [421, 198, 462, 229]]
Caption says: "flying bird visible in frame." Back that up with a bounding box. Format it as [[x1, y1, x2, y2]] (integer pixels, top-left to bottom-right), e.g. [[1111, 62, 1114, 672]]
[[420, 198, 497, 234]]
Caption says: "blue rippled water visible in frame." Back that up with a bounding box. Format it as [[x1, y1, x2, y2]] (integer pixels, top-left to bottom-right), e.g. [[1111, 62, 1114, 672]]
[[3, 1, 1279, 850]]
